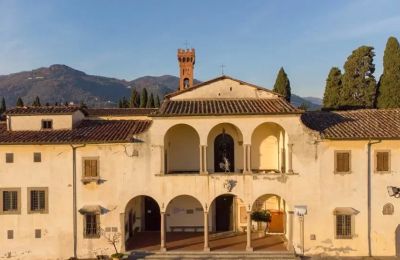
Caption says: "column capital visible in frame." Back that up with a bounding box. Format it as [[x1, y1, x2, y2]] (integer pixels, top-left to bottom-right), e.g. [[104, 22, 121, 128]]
[[288, 210, 295, 214]]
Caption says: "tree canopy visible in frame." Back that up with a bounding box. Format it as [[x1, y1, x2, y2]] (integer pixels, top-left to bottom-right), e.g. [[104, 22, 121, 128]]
[[273, 67, 291, 102], [322, 67, 342, 110]]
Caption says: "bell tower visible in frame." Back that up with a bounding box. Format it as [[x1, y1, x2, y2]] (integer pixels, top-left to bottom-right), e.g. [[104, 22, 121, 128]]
[[177, 48, 195, 91]]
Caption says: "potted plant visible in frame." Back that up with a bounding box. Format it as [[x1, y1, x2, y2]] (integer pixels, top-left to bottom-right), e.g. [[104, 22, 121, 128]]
[[110, 253, 124, 260], [251, 210, 272, 236], [99, 228, 125, 260]]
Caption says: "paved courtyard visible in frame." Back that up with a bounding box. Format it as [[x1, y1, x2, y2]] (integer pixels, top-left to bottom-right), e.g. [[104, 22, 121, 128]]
[[126, 232, 288, 252]]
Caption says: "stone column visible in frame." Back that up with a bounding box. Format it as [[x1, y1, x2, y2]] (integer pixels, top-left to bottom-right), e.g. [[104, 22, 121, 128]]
[[281, 147, 286, 173], [199, 145, 203, 173], [160, 145, 165, 175], [247, 145, 251, 173], [287, 144, 293, 173], [200, 145, 208, 174], [243, 144, 252, 174], [160, 212, 166, 252], [246, 211, 253, 251], [287, 211, 294, 251], [119, 212, 126, 252], [204, 211, 210, 251], [299, 215, 304, 255]]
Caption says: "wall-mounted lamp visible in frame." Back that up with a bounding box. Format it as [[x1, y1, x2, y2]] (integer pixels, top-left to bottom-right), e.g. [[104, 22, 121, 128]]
[[387, 186, 400, 198]]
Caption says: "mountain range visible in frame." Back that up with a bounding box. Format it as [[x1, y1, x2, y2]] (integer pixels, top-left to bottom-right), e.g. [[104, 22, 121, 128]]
[[0, 64, 322, 109]]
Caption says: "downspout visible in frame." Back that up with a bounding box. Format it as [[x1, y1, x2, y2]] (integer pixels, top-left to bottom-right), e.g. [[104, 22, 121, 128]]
[[367, 139, 381, 257], [71, 144, 86, 259]]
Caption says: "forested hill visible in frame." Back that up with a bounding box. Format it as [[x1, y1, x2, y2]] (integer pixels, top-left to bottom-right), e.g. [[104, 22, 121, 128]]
[[0, 64, 321, 109]]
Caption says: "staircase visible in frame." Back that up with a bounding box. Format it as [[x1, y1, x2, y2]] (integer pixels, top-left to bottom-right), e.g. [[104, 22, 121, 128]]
[[128, 251, 299, 260]]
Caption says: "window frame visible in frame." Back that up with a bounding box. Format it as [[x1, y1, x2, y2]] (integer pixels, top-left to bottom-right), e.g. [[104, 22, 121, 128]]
[[82, 157, 100, 183], [334, 150, 351, 174], [27, 187, 49, 214], [83, 213, 100, 239], [33, 152, 42, 163], [0, 188, 21, 215], [335, 214, 354, 239], [41, 119, 53, 130], [5, 153, 14, 163], [374, 150, 391, 173]]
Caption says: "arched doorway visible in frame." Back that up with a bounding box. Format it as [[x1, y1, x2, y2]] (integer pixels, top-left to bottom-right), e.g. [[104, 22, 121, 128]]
[[165, 195, 204, 251], [124, 195, 161, 251], [251, 194, 287, 251], [164, 124, 200, 174], [209, 194, 245, 233], [214, 133, 235, 172]]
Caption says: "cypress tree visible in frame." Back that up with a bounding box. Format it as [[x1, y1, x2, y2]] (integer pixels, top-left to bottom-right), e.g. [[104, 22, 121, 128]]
[[273, 67, 291, 102], [32, 96, 41, 107], [140, 88, 148, 108], [122, 97, 129, 108], [16, 97, 24, 107], [130, 88, 139, 108], [147, 93, 155, 108], [155, 95, 161, 108], [376, 36, 400, 108], [339, 46, 376, 109], [0, 97, 6, 114], [323, 67, 342, 110], [118, 99, 123, 108], [64, 101, 69, 106]]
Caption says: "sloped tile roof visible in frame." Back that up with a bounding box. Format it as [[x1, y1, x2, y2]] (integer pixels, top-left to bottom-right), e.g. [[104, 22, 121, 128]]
[[85, 108, 158, 117], [5, 106, 82, 115], [0, 120, 151, 144], [301, 109, 400, 139], [155, 98, 301, 116]]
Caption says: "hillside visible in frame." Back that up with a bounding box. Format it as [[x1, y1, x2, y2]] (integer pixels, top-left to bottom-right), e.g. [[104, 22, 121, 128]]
[[0, 65, 321, 109]]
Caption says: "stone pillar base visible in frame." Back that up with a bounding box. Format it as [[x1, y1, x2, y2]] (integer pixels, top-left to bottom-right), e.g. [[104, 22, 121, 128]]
[[160, 247, 167, 252], [246, 246, 253, 252], [204, 247, 211, 252]]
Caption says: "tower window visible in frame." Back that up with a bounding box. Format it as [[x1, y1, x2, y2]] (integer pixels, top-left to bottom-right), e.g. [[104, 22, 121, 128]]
[[184, 78, 190, 88]]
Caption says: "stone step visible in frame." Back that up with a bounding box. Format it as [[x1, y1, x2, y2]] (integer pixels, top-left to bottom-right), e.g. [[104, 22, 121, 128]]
[[128, 251, 299, 260]]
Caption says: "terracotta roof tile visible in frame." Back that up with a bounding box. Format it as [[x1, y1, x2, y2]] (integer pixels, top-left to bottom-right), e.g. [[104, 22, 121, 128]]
[[0, 120, 151, 144], [301, 109, 400, 139], [155, 98, 300, 116], [85, 108, 158, 117], [5, 106, 82, 115]]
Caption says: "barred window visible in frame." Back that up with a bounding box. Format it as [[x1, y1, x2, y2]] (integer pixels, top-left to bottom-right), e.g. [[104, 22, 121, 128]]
[[28, 188, 48, 214], [84, 214, 100, 238], [335, 151, 350, 173], [376, 151, 390, 172], [0, 189, 20, 214], [336, 215, 352, 239], [83, 159, 99, 178]]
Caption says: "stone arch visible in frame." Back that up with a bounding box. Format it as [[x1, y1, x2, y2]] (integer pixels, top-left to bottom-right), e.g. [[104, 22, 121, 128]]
[[251, 122, 287, 173], [207, 123, 244, 173], [165, 195, 204, 232], [164, 124, 200, 174]]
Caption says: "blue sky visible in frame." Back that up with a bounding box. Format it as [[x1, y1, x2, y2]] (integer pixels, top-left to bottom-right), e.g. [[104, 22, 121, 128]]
[[0, 0, 399, 97]]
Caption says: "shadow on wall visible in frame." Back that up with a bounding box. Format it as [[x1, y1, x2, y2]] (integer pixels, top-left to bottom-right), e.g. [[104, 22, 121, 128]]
[[303, 238, 357, 257]]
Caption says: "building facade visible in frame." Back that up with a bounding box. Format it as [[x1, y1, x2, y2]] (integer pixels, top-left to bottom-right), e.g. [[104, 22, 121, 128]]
[[1, 51, 400, 259]]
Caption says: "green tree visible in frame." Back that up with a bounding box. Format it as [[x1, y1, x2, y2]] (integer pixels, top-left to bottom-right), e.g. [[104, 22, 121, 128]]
[[339, 46, 376, 109], [140, 88, 148, 108], [16, 97, 24, 107], [32, 96, 41, 107], [323, 67, 342, 110], [129, 88, 140, 108], [118, 99, 123, 108], [147, 93, 155, 108], [298, 102, 310, 111], [0, 97, 6, 114], [155, 95, 161, 108], [273, 67, 291, 102], [376, 36, 400, 108]]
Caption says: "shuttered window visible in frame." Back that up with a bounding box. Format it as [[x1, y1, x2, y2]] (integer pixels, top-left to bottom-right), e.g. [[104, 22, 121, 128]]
[[335, 151, 350, 173], [84, 214, 100, 238], [376, 151, 390, 172], [336, 214, 352, 239], [0, 189, 20, 214], [83, 159, 99, 178], [28, 188, 48, 214]]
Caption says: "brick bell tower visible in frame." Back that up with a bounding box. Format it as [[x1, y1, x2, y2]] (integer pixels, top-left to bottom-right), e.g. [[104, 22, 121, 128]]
[[177, 48, 195, 91]]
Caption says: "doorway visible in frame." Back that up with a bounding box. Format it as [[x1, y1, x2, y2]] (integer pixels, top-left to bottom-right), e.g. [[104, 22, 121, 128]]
[[214, 133, 235, 172], [215, 195, 233, 231], [145, 196, 161, 231]]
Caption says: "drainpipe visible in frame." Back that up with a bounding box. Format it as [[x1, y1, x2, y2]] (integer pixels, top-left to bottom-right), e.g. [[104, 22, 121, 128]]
[[70, 144, 85, 259], [367, 139, 381, 257]]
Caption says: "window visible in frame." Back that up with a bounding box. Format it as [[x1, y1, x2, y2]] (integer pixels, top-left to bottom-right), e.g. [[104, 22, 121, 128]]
[[0, 188, 20, 214], [7, 230, 13, 239], [28, 187, 48, 214], [84, 214, 100, 238], [5, 153, 14, 163], [82, 158, 99, 180], [335, 151, 351, 173], [336, 214, 352, 239], [35, 229, 41, 239], [375, 151, 390, 172], [383, 203, 394, 215], [41, 120, 53, 130], [33, 152, 41, 163]]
